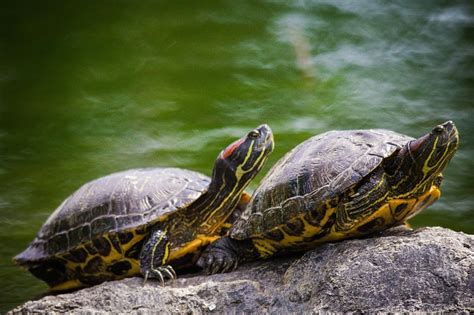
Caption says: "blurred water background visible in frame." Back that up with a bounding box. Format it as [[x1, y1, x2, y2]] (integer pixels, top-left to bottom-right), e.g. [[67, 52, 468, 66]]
[[1, 0, 473, 311]]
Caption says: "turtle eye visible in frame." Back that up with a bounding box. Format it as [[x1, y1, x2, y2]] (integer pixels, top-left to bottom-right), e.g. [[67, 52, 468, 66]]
[[433, 125, 444, 135], [248, 130, 260, 139]]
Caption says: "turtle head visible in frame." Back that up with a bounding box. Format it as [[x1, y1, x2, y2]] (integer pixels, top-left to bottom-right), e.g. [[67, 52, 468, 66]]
[[385, 121, 459, 195], [212, 124, 274, 191], [198, 124, 273, 234]]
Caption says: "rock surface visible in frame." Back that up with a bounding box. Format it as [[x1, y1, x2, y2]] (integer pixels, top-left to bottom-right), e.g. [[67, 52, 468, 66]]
[[11, 227, 474, 314]]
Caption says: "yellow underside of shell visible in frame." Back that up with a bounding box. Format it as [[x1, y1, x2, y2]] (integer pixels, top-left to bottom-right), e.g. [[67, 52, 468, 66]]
[[252, 185, 440, 258], [50, 232, 219, 291]]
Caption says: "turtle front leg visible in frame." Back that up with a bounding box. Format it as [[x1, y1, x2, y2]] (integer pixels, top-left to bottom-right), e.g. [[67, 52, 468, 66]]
[[139, 229, 177, 285], [197, 236, 258, 274]]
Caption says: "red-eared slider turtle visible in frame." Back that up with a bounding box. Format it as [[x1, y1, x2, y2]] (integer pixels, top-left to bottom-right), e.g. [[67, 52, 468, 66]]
[[198, 121, 459, 273], [14, 125, 274, 290]]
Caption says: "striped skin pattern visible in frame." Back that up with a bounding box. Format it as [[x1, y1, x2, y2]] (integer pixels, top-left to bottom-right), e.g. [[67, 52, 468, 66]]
[[250, 184, 441, 257], [14, 125, 274, 290], [236, 123, 457, 257], [198, 121, 459, 272]]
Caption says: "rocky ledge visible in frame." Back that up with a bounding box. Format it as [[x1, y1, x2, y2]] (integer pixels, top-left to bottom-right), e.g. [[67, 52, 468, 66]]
[[11, 227, 473, 314]]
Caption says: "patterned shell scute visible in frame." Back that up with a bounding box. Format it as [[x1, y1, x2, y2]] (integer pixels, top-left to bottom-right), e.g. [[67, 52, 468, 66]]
[[31, 167, 210, 258], [231, 129, 414, 239]]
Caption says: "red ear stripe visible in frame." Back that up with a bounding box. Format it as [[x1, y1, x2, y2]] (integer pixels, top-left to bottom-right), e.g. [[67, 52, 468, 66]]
[[220, 138, 245, 159], [409, 133, 430, 153]]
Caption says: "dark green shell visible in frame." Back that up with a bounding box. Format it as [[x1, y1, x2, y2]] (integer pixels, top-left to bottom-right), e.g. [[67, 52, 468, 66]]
[[16, 168, 210, 263], [231, 129, 414, 239]]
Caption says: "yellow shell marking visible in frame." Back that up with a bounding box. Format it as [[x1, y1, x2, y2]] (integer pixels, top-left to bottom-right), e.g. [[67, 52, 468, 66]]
[[251, 185, 440, 258], [50, 230, 221, 291], [51, 231, 146, 291]]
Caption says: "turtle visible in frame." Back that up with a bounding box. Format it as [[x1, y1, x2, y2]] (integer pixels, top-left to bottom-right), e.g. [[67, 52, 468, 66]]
[[13, 124, 274, 290], [197, 121, 459, 273]]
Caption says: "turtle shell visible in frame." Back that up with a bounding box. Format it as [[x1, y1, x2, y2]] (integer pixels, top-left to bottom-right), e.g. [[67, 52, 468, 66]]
[[15, 167, 210, 264], [231, 129, 414, 239]]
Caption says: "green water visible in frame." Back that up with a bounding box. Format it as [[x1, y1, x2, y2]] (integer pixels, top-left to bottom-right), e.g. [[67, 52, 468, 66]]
[[1, 0, 473, 311]]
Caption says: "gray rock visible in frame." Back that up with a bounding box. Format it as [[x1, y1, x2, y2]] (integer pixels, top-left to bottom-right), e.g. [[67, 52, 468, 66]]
[[11, 227, 474, 314]]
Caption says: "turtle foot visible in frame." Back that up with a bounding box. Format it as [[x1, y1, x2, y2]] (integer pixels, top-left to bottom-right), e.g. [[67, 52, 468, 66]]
[[197, 236, 240, 274], [197, 249, 238, 275]]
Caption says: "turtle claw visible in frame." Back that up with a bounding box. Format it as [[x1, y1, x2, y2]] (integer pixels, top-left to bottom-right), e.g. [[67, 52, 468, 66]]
[[154, 269, 165, 286], [144, 265, 177, 286], [232, 260, 239, 272], [200, 256, 215, 275], [211, 259, 223, 275], [161, 266, 176, 280], [143, 271, 150, 285], [222, 258, 237, 273], [166, 265, 177, 279]]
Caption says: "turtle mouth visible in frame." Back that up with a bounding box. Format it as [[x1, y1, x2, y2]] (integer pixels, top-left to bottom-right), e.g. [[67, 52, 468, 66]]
[[255, 124, 274, 151], [259, 133, 273, 150], [422, 121, 459, 181], [437, 120, 458, 147], [447, 126, 459, 149], [433, 121, 459, 162]]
